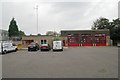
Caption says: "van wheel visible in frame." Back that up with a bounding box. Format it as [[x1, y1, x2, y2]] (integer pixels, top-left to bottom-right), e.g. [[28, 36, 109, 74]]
[[3, 50, 7, 54], [15, 48, 17, 52], [61, 49, 63, 51]]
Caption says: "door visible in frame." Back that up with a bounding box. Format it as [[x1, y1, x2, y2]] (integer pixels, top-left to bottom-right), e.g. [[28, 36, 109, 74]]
[[81, 34, 93, 46], [67, 34, 79, 46], [63, 40, 65, 46], [95, 34, 106, 46]]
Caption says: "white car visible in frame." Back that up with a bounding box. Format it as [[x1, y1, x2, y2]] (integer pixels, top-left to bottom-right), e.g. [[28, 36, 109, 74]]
[[0, 41, 18, 54], [53, 40, 63, 51]]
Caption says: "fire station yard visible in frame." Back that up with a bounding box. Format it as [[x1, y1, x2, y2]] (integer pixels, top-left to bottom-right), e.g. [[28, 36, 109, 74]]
[[2, 47, 118, 78]]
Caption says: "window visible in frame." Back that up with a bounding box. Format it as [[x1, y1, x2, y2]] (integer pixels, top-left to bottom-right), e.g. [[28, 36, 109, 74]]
[[41, 40, 44, 44], [41, 40, 47, 44], [68, 36, 75, 44], [12, 43, 16, 46], [44, 40, 47, 44]]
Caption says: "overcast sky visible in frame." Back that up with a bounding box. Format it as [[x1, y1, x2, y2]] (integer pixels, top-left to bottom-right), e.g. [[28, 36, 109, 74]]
[[1, 0, 119, 35]]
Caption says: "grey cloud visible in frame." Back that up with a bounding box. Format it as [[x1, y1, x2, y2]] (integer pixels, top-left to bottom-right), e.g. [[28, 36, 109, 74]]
[[118, 1, 120, 18], [2, 0, 119, 35]]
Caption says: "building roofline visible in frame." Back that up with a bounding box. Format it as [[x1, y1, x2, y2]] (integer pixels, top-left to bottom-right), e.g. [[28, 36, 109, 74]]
[[23, 35, 54, 37], [0, 29, 8, 32], [61, 29, 109, 32]]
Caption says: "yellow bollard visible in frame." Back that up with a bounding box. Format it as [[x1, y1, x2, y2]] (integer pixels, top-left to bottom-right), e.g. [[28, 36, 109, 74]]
[[65, 44, 68, 47], [106, 42, 108, 46], [94, 44, 96, 46], [17, 44, 23, 50]]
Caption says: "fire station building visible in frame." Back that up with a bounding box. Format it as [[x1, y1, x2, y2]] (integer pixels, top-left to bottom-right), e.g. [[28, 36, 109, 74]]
[[61, 29, 110, 46], [21, 29, 110, 48]]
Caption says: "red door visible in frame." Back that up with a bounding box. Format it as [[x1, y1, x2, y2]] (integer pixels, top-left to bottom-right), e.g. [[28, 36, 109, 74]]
[[67, 34, 79, 46], [81, 34, 93, 46], [63, 40, 65, 46], [95, 34, 106, 46]]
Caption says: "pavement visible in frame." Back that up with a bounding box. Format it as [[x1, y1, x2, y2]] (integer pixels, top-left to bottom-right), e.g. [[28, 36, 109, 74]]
[[2, 46, 118, 78]]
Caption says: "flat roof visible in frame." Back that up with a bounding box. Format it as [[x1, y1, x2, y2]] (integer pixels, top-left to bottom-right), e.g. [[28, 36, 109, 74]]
[[0, 29, 8, 33], [23, 35, 54, 37], [61, 29, 110, 36], [61, 29, 109, 32]]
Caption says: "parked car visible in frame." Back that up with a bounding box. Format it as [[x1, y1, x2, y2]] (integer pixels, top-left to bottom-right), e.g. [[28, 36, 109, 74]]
[[117, 42, 120, 47], [28, 42, 40, 51], [53, 40, 63, 51], [0, 41, 18, 54], [0, 42, 1, 54], [40, 44, 51, 51]]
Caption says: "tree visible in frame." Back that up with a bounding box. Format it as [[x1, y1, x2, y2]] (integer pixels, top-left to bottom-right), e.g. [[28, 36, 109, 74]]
[[8, 18, 19, 37], [19, 30, 25, 37], [46, 31, 59, 36], [91, 17, 110, 30], [37, 33, 41, 36], [92, 17, 120, 45], [110, 18, 120, 41], [8, 18, 26, 37]]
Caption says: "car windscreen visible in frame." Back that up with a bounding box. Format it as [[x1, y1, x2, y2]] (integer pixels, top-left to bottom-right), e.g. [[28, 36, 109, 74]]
[[30, 42, 36, 46], [12, 43, 16, 46]]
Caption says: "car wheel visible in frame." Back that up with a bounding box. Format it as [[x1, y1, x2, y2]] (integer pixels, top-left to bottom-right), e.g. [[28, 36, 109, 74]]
[[36, 48, 38, 51], [28, 49, 30, 51]]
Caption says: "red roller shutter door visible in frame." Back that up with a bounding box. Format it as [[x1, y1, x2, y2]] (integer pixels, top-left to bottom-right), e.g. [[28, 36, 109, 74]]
[[95, 34, 106, 46], [67, 34, 79, 46], [81, 34, 93, 46]]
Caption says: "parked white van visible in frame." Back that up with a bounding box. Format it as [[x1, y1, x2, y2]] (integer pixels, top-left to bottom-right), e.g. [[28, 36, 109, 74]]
[[53, 40, 63, 51], [0, 41, 18, 54]]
